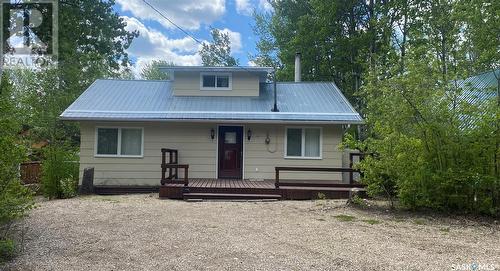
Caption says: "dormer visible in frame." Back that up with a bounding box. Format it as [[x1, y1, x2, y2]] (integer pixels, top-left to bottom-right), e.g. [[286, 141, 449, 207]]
[[161, 66, 273, 97]]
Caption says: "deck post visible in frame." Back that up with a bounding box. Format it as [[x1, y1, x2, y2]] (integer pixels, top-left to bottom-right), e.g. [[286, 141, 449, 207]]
[[275, 167, 280, 188], [161, 149, 166, 182], [169, 151, 173, 179], [184, 165, 189, 187], [174, 150, 178, 179], [349, 153, 354, 184]]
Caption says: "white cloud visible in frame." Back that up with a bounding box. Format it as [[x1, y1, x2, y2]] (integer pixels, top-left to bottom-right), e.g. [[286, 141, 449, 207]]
[[247, 60, 257, 66], [121, 15, 245, 78], [219, 28, 242, 53], [122, 16, 202, 77], [236, 0, 272, 15], [130, 57, 171, 78], [258, 0, 273, 12], [116, 0, 225, 30], [235, 0, 252, 15]]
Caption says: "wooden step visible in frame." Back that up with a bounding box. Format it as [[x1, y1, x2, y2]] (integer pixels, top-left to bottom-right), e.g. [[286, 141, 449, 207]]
[[183, 192, 282, 201], [279, 186, 366, 191], [94, 185, 159, 195]]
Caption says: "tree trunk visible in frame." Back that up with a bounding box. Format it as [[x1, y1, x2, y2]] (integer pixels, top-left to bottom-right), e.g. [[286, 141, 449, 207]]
[[400, 1, 409, 73]]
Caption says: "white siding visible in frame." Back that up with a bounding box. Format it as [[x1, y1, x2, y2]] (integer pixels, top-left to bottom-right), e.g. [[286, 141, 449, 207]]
[[173, 71, 260, 96], [79, 122, 345, 186], [80, 122, 217, 186], [244, 124, 344, 181]]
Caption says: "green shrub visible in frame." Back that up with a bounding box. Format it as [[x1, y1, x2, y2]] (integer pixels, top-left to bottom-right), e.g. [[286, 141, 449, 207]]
[[0, 174, 34, 224], [0, 137, 34, 226], [345, 62, 500, 217], [0, 73, 34, 262], [350, 194, 367, 207], [0, 152, 33, 263], [60, 178, 78, 199], [41, 146, 79, 199], [0, 239, 15, 262]]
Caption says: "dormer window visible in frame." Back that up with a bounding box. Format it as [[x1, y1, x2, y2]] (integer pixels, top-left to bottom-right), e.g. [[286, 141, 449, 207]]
[[200, 72, 232, 90]]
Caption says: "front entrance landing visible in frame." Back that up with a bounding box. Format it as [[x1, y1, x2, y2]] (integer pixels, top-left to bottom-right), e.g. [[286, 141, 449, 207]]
[[159, 178, 365, 200]]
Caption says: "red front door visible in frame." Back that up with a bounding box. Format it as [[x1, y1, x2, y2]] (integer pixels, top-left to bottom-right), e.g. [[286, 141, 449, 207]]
[[218, 126, 243, 179]]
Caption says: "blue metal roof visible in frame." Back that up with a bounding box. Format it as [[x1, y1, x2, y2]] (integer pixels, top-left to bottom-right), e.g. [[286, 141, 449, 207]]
[[60, 79, 363, 123], [453, 70, 498, 128], [455, 69, 498, 104]]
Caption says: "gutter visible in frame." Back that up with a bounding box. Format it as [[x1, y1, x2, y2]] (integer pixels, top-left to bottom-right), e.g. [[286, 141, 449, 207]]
[[59, 116, 364, 125]]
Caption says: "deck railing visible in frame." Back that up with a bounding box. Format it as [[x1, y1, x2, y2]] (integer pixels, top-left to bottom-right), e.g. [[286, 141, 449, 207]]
[[274, 167, 361, 188], [160, 148, 189, 186]]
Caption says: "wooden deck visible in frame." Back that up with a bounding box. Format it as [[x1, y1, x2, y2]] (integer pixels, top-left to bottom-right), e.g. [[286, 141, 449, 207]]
[[159, 178, 365, 200], [158, 148, 366, 200], [187, 179, 276, 189]]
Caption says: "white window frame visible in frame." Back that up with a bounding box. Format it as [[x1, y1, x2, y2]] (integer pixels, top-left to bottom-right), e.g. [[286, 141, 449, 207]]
[[284, 127, 323, 159], [95, 127, 144, 158], [200, 72, 232, 90]]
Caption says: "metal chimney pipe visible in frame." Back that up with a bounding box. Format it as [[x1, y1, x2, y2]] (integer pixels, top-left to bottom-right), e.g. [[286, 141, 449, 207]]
[[271, 70, 279, 112], [294, 52, 301, 82]]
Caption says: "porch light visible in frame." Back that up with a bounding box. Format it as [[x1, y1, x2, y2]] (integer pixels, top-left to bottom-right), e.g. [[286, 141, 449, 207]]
[[247, 129, 252, 141], [211, 128, 215, 140]]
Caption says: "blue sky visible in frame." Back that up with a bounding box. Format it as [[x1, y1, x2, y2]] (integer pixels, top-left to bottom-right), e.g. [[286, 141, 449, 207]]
[[113, 0, 273, 76]]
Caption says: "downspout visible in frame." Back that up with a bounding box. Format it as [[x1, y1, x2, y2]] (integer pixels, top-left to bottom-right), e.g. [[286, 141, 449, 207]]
[[271, 70, 279, 112]]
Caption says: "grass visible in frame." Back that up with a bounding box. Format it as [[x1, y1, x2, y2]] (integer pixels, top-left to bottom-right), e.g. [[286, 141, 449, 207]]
[[362, 219, 381, 225], [334, 214, 356, 222]]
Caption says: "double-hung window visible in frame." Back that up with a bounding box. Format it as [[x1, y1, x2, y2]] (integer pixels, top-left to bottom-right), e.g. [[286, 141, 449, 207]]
[[96, 127, 143, 157], [200, 73, 232, 90], [285, 127, 322, 159]]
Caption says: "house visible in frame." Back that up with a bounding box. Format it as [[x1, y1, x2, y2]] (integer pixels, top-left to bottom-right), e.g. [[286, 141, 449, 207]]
[[454, 69, 499, 127], [456, 69, 498, 105], [61, 56, 364, 199]]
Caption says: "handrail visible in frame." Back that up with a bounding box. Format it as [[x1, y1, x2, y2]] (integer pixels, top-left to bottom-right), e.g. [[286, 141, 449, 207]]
[[160, 148, 189, 186], [161, 164, 189, 186], [161, 148, 179, 179], [274, 166, 360, 188]]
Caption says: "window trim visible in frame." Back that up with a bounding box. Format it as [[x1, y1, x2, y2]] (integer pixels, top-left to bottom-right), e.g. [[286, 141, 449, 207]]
[[200, 72, 232, 90], [284, 127, 323, 160], [94, 127, 144, 158]]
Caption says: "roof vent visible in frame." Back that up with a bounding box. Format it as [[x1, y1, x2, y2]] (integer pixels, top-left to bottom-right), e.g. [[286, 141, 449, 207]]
[[294, 52, 301, 82]]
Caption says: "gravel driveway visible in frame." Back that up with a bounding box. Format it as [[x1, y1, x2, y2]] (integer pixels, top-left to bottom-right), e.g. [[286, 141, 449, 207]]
[[3, 194, 500, 271]]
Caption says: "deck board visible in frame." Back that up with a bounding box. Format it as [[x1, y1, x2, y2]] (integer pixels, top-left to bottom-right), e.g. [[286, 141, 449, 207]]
[[159, 178, 364, 200], [165, 178, 359, 190], [179, 178, 277, 189]]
